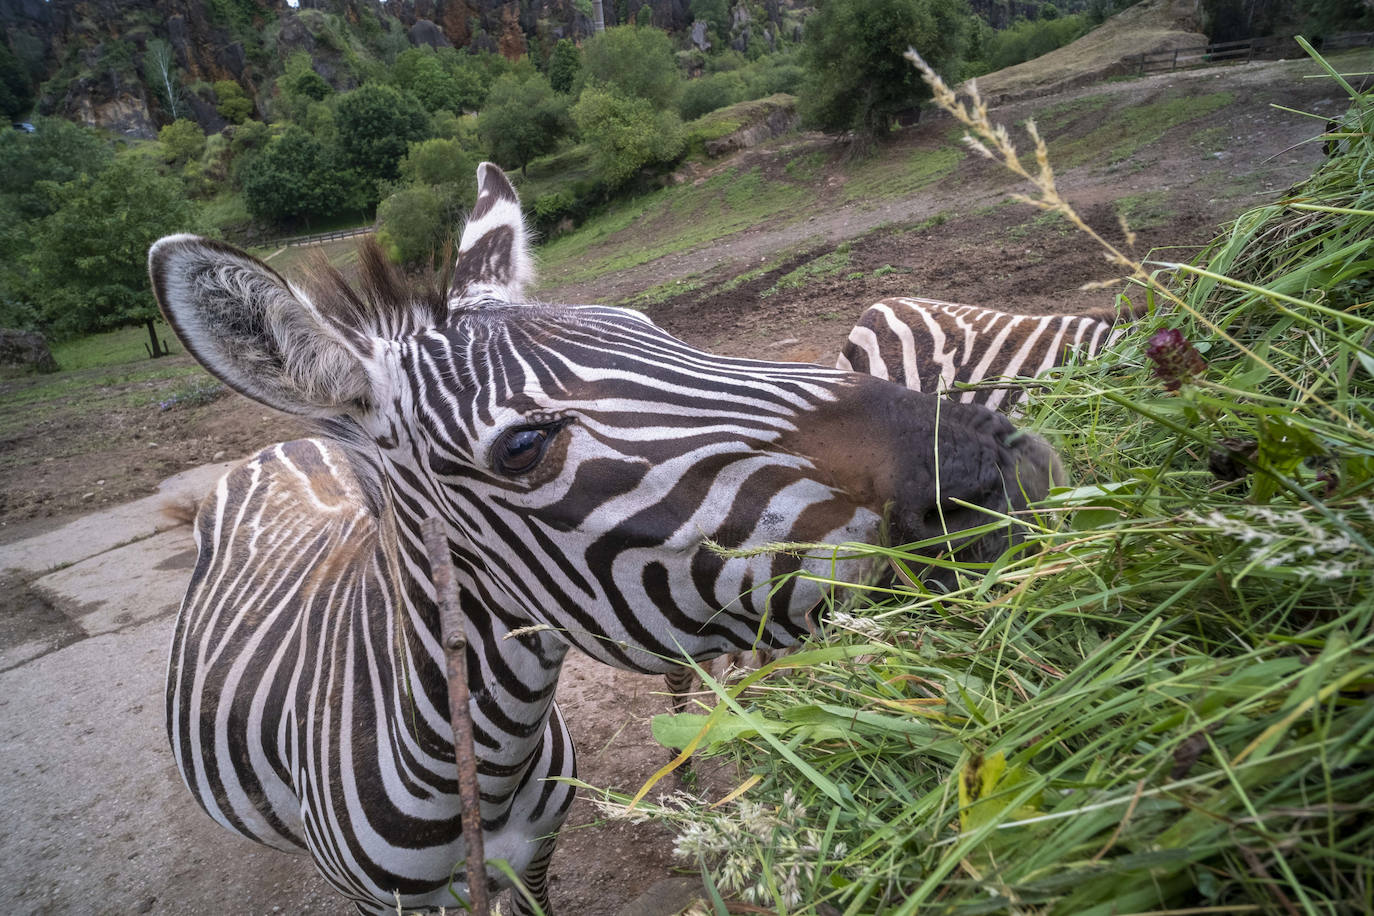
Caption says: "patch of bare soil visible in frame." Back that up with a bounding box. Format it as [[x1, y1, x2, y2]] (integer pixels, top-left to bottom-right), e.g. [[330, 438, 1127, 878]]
[[0, 362, 307, 542], [617, 60, 1354, 362]]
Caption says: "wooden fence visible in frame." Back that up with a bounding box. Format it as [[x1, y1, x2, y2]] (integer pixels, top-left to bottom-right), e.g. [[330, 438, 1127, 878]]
[[269, 224, 376, 249], [1130, 31, 1374, 76]]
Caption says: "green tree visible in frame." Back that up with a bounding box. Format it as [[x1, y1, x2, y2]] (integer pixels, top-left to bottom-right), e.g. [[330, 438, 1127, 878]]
[[476, 73, 569, 176], [576, 25, 681, 109], [571, 87, 685, 188], [213, 79, 254, 123], [799, 0, 970, 141], [276, 52, 331, 122], [636, 4, 654, 26], [0, 117, 113, 220], [399, 137, 481, 188], [159, 118, 206, 164], [394, 48, 466, 113], [679, 71, 745, 120], [0, 41, 35, 121], [335, 83, 430, 185], [28, 156, 197, 355], [376, 183, 472, 264], [240, 126, 342, 224], [547, 39, 581, 94]]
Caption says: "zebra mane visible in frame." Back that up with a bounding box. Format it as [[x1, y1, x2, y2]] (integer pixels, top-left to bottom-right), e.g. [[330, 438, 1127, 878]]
[[300, 238, 455, 342], [299, 162, 533, 338]]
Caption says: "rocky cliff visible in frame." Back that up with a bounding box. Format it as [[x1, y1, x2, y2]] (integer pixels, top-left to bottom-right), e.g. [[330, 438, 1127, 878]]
[[0, 0, 702, 137]]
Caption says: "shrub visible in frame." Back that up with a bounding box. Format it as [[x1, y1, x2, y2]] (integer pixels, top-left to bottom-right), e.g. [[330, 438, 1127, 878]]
[[240, 126, 341, 223], [213, 79, 254, 123], [376, 184, 466, 264], [548, 38, 581, 95], [335, 83, 431, 185], [981, 13, 1091, 72], [571, 87, 685, 189], [159, 118, 206, 165], [799, 0, 969, 140], [679, 72, 746, 121], [399, 137, 481, 188]]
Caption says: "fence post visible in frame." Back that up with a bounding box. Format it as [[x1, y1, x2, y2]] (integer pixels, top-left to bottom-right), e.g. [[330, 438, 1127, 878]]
[[1172, 48, 1179, 71]]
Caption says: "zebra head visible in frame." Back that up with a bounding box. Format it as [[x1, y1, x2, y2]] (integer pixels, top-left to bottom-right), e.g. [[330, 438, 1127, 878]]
[[149, 165, 1060, 673]]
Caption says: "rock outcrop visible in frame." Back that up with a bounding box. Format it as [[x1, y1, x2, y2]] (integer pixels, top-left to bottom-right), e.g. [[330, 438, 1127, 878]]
[[0, 330, 59, 375]]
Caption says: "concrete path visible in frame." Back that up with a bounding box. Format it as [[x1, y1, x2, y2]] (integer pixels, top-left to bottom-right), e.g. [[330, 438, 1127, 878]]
[[0, 462, 701, 916], [0, 461, 342, 915]]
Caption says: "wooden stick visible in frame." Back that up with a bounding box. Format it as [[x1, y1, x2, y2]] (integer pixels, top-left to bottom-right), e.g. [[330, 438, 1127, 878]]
[[420, 517, 490, 916]]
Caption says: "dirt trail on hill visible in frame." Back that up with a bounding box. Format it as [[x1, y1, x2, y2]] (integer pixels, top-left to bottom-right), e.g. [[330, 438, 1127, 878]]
[[538, 57, 1356, 366]]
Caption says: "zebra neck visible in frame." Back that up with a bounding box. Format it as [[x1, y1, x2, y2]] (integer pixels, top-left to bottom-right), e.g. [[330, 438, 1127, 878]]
[[381, 486, 572, 826]]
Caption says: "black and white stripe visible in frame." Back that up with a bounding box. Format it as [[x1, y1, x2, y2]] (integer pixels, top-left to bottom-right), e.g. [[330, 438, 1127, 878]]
[[151, 165, 1063, 915], [838, 296, 1129, 412]]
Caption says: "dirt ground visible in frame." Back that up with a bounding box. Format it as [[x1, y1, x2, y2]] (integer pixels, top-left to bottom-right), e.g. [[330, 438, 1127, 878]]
[[0, 54, 1363, 915]]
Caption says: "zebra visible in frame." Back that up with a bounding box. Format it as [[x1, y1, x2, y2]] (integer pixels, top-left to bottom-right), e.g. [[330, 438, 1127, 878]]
[[664, 295, 1132, 709], [149, 164, 1062, 915], [837, 296, 1135, 413]]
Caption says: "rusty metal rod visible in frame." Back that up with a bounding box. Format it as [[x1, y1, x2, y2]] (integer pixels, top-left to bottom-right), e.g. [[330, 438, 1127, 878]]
[[420, 516, 490, 916]]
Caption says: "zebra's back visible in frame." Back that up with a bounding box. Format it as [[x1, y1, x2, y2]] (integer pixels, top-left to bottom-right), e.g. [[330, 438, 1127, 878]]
[[837, 296, 1118, 412]]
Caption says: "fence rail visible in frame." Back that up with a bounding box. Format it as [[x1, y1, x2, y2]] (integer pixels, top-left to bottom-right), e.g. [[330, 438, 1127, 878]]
[[1130, 31, 1374, 75], [268, 224, 376, 249]]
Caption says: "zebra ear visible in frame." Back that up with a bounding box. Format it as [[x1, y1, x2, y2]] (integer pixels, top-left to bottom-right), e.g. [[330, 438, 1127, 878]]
[[149, 234, 371, 418], [451, 162, 534, 307]]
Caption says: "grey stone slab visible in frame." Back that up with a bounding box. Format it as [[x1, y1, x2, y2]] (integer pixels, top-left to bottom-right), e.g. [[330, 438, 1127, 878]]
[[0, 460, 234, 577], [0, 615, 340, 916], [34, 526, 196, 636]]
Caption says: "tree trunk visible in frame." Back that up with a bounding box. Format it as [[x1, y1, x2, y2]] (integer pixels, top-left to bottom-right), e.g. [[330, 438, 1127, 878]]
[[145, 319, 168, 358]]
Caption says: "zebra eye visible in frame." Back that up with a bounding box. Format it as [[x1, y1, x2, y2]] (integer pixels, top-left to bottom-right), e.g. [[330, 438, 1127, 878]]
[[492, 425, 553, 476]]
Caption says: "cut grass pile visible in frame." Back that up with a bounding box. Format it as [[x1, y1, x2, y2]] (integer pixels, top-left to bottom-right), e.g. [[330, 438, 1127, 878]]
[[613, 47, 1374, 915]]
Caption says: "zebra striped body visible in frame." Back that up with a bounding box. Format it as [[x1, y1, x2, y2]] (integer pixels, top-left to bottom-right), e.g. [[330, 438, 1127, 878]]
[[838, 296, 1126, 412], [151, 166, 1062, 914]]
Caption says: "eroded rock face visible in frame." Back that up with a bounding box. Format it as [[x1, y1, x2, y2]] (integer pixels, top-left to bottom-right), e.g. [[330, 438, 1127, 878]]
[[0, 330, 59, 375], [408, 19, 451, 48], [702, 96, 799, 158]]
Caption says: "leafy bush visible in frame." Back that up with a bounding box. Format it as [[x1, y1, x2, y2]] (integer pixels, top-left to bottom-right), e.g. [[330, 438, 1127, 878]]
[[392, 47, 468, 114], [335, 83, 431, 186], [240, 126, 344, 223], [158, 118, 206, 164], [679, 71, 746, 121], [571, 87, 685, 189], [213, 79, 254, 123], [548, 38, 581, 95], [978, 13, 1091, 73], [376, 184, 463, 264], [399, 137, 481, 188]]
